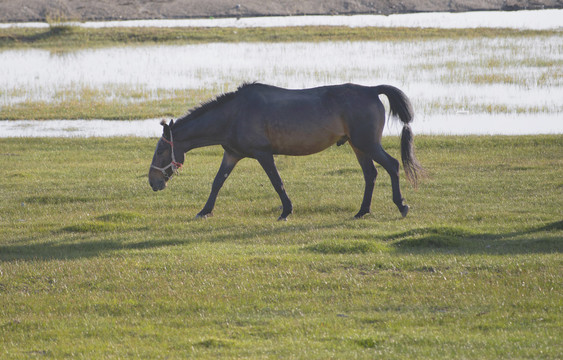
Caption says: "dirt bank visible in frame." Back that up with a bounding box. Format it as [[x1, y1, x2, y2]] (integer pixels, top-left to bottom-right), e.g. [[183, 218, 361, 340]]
[[1, 0, 562, 23]]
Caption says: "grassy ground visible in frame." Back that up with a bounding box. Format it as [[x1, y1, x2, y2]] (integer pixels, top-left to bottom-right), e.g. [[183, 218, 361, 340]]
[[0, 135, 561, 358]]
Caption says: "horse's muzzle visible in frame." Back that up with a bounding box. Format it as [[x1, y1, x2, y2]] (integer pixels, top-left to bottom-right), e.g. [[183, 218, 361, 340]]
[[149, 178, 166, 192]]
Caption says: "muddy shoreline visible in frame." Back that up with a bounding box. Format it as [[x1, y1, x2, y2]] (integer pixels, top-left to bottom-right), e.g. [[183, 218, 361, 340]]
[[1, 0, 562, 23]]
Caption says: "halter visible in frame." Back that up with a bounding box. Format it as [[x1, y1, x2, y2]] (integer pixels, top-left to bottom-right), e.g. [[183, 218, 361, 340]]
[[150, 130, 183, 178]]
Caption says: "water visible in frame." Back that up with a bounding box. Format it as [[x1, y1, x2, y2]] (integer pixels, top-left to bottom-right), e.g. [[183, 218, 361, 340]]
[[2, 39, 561, 106], [0, 119, 160, 137], [2, 113, 562, 138], [0, 10, 561, 137]]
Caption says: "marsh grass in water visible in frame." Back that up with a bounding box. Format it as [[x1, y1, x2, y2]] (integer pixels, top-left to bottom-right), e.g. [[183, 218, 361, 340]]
[[1, 26, 558, 50], [0, 136, 561, 358], [1, 30, 560, 121], [0, 87, 221, 120]]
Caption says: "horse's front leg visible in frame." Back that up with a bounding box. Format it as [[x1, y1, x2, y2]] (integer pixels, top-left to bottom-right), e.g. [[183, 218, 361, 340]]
[[196, 150, 242, 218], [254, 151, 293, 221]]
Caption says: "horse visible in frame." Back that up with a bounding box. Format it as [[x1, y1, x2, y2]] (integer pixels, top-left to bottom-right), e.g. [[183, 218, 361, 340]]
[[148, 82, 423, 220]]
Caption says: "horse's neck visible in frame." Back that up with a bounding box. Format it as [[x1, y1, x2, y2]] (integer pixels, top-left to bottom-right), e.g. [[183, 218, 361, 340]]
[[175, 110, 228, 151]]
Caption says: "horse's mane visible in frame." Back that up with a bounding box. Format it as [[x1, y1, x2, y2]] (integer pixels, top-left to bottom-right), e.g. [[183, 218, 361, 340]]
[[174, 82, 258, 127]]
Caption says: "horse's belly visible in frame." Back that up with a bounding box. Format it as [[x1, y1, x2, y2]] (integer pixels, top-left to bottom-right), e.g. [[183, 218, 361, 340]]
[[259, 100, 346, 155], [269, 127, 344, 155]]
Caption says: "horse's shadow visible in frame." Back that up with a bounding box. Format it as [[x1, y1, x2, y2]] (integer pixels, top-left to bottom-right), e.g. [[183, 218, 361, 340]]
[[0, 236, 187, 262], [1, 220, 560, 262], [388, 220, 562, 255]]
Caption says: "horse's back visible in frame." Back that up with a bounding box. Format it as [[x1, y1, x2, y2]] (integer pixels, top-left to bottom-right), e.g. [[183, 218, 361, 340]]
[[230, 85, 341, 155], [231, 84, 384, 155]]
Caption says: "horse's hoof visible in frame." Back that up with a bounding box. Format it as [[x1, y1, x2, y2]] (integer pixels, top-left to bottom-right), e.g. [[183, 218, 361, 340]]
[[401, 205, 410, 218], [354, 210, 370, 219], [195, 212, 213, 219], [278, 214, 290, 221]]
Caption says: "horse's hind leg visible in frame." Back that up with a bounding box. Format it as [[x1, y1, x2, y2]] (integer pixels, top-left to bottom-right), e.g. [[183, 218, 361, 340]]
[[351, 145, 378, 218], [370, 144, 409, 217], [196, 150, 242, 218]]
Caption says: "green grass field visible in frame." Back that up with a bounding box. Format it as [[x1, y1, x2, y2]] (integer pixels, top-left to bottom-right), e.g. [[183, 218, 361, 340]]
[[1, 135, 561, 358]]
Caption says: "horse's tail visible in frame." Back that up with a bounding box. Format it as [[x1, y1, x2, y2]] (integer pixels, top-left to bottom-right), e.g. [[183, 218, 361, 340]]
[[373, 85, 424, 187]]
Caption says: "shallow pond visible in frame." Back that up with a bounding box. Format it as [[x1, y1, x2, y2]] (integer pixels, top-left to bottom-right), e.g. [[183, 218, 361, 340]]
[[1, 113, 562, 137], [0, 10, 561, 136]]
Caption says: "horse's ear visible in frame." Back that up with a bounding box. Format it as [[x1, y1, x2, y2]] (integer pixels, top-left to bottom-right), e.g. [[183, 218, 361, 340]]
[[160, 119, 171, 139], [169, 119, 174, 127]]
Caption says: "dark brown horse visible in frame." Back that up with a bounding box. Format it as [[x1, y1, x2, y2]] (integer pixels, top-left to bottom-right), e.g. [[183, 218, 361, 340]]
[[149, 83, 423, 220]]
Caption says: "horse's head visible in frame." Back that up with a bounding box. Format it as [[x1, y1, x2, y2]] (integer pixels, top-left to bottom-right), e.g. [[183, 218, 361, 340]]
[[148, 119, 184, 192]]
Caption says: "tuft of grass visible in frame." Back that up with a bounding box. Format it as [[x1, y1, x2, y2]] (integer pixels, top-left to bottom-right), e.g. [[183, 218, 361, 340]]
[[195, 338, 236, 348], [394, 235, 462, 249], [306, 239, 388, 254], [61, 221, 119, 233], [353, 337, 383, 348], [96, 211, 145, 223], [24, 195, 92, 205]]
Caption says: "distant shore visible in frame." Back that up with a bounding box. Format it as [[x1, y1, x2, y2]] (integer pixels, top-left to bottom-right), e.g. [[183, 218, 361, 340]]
[[1, 0, 562, 23]]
